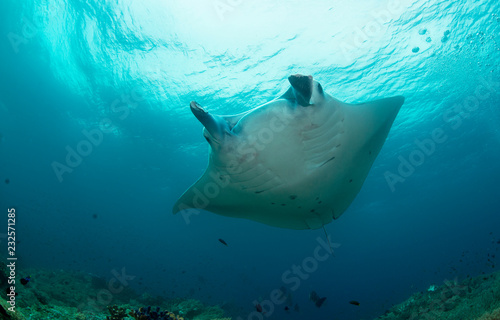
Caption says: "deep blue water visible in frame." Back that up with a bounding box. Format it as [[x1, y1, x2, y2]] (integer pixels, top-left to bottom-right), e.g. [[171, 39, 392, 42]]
[[0, 0, 499, 319]]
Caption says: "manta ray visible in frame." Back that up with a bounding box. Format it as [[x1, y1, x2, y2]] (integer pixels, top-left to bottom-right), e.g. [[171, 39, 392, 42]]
[[173, 74, 404, 229]]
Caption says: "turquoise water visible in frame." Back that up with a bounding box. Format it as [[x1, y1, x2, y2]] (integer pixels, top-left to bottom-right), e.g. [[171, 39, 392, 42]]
[[0, 0, 499, 319]]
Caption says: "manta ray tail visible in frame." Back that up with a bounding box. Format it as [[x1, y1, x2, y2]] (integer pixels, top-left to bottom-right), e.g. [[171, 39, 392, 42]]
[[322, 225, 334, 255]]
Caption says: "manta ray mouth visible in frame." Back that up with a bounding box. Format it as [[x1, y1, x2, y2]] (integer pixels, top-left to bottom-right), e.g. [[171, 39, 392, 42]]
[[288, 74, 313, 106]]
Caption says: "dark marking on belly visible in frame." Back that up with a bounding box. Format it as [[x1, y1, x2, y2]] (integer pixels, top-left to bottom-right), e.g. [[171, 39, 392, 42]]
[[320, 156, 335, 167]]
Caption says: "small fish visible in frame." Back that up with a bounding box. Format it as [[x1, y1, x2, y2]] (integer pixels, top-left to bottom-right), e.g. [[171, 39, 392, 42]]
[[315, 297, 326, 307], [218, 239, 228, 246], [255, 303, 263, 313], [349, 300, 360, 306], [309, 291, 319, 302], [309, 291, 326, 308], [20, 276, 31, 285], [294, 303, 300, 312], [277, 286, 294, 306], [5, 178, 9, 184], [284, 306, 290, 312]]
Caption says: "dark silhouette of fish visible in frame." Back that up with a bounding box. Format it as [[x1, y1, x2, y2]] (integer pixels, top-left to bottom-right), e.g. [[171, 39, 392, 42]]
[[309, 291, 327, 308], [255, 303, 263, 313], [218, 239, 228, 246], [349, 300, 360, 306], [294, 303, 300, 312], [310, 291, 319, 301], [20, 276, 31, 285], [277, 286, 294, 306], [315, 297, 326, 307]]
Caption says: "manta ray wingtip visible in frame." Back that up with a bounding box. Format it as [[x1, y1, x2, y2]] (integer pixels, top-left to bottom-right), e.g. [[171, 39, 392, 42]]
[[171, 203, 179, 215], [395, 95, 405, 105], [171, 202, 187, 216]]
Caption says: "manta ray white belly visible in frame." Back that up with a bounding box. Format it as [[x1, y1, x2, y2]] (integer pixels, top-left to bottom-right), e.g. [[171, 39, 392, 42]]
[[173, 74, 404, 230]]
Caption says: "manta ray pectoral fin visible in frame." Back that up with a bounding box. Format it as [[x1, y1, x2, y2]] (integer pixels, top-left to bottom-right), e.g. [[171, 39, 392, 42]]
[[348, 95, 404, 155], [360, 95, 405, 129], [190, 101, 230, 143]]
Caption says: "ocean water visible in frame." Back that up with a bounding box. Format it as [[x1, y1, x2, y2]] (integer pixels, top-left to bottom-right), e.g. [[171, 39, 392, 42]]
[[0, 0, 499, 319]]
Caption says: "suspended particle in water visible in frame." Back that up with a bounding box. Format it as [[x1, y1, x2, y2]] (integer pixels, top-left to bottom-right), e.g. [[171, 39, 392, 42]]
[[412, 47, 420, 53]]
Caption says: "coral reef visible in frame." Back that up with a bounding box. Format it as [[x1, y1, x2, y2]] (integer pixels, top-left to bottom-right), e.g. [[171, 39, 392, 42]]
[[374, 269, 500, 320], [107, 305, 127, 320], [476, 307, 500, 320], [164, 299, 226, 320], [128, 306, 184, 320], [7, 260, 499, 320], [0, 264, 232, 320]]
